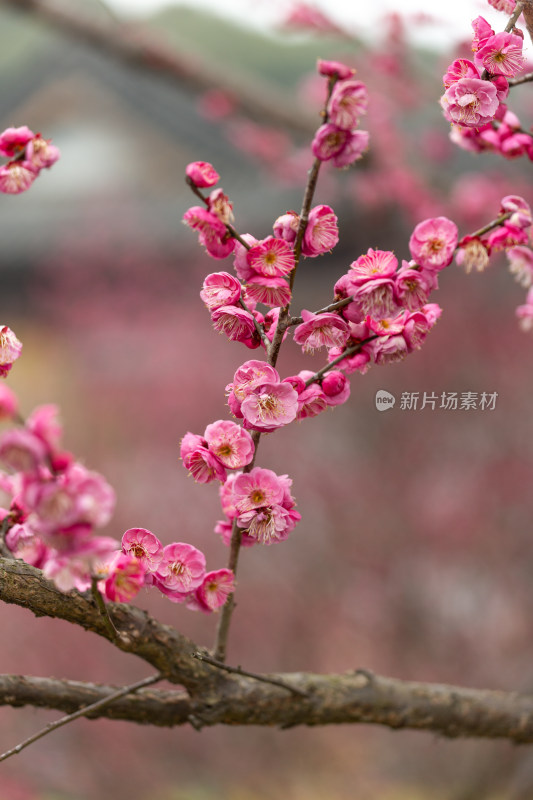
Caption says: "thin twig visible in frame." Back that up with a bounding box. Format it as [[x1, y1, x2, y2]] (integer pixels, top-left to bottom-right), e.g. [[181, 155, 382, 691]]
[[0, 672, 162, 763], [90, 576, 120, 641], [508, 70, 533, 85], [304, 336, 379, 387], [466, 212, 512, 241], [193, 651, 309, 698], [213, 430, 261, 662], [507, 0, 526, 33]]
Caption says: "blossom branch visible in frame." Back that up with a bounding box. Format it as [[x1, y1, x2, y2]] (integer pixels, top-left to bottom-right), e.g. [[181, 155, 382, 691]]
[[0, 672, 162, 764], [506, 1, 526, 33], [3, 670, 533, 743], [212, 429, 261, 661], [289, 78, 337, 293], [90, 576, 121, 642], [303, 336, 379, 388], [0, 556, 221, 694], [508, 70, 533, 85]]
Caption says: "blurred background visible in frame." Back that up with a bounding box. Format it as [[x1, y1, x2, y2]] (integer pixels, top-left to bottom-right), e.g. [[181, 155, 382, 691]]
[[2, 0, 533, 798]]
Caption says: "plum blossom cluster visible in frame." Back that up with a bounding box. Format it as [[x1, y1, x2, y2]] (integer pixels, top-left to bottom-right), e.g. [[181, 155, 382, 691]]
[[0, 126, 60, 194], [441, 9, 532, 161], [311, 59, 369, 167], [323, 216, 456, 370], [0, 401, 117, 593], [452, 194, 533, 330], [216, 468, 300, 546], [0, 394, 232, 612], [120, 527, 234, 612], [180, 419, 255, 483]]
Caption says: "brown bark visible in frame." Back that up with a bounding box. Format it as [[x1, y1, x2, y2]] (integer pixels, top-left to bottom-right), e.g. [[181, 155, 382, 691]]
[[2, 671, 533, 743], [2, 557, 533, 743], [0, 556, 220, 696]]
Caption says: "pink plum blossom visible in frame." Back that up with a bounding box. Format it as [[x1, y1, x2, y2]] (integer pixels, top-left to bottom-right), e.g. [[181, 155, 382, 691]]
[[350, 276, 397, 319], [500, 195, 532, 229], [245, 276, 291, 308], [247, 237, 295, 278], [395, 262, 438, 310], [321, 371, 351, 406], [475, 32, 524, 77], [237, 504, 294, 545], [456, 238, 490, 272], [43, 536, 119, 593], [471, 16, 495, 52], [295, 382, 328, 419], [486, 222, 528, 251], [219, 472, 241, 519], [183, 206, 235, 259], [233, 234, 259, 281], [204, 419, 255, 469], [0, 126, 34, 157], [302, 205, 339, 256], [311, 124, 369, 167], [402, 305, 442, 351], [409, 217, 458, 270], [229, 359, 280, 402], [232, 467, 285, 513], [273, 211, 299, 244], [200, 272, 242, 310], [328, 80, 368, 130], [155, 542, 206, 594], [488, 0, 515, 10], [293, 310, 350, 353], [121, 527, 163, 573], [193, 569, 235, 612], [26, 405, 62, 452], [0, 326, 22, 376], [0, 429, 48, 473], [101, 553, 146, 603], [182, 444, 227, 484], [240, 381, 299, 432], [263, 307, 289, 345], [327, 346, 371, 375], [185, 160, 220, 188], [5, 523, 48, 568], [350, 248, 398, 282], [507, 246, 533, 288], [0, 161, 38, 194], [211, 305, 259, 348], [21, 463, 115, 536], [26, 135, 60, 169], [516, 288, 533, 331], [180, 432, 207, 460], [283, 6, 344, 35], [443, 59, 481, 88], [215, 516, 257, 547], [440, 78, 499, 127], [203, 231, 236, 259], [371, 334, 409, 365], [317, 59, 355, 80], [208, 188, 234, 225]]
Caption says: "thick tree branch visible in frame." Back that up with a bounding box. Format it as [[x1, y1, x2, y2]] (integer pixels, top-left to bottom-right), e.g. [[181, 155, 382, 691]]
[[2, 670, 533, 744], [0, 0, 315, 135], [0, 672, 162, 762], [0, 557, 219, 696]]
